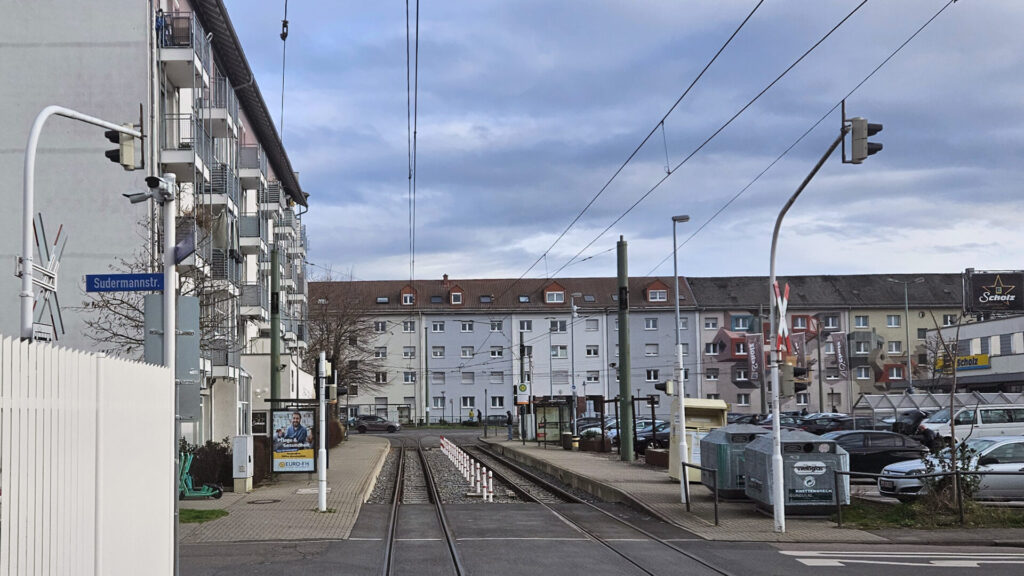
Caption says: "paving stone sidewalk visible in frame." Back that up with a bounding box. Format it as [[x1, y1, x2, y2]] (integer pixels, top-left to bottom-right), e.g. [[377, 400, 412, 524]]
[[179, 435, 389, 543]]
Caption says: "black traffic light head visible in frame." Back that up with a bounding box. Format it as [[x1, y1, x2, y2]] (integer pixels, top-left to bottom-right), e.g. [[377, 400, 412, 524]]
[[103, 124, 142, 171], [654, 380, 674, 395], [850, 117, 883, 164]]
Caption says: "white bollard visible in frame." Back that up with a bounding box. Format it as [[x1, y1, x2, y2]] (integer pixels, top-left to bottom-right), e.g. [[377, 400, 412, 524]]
[[487, 471, 494, 502]]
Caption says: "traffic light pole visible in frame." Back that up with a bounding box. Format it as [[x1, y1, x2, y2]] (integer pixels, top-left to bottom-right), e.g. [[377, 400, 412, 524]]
[[768, 128, 846, 533], [20, 106, 142, 341]]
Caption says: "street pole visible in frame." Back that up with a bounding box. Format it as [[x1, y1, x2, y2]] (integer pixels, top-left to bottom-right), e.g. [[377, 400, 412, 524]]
[[888, 277, 924, 391], [162, 174, 178, 576], [616, 236, 635, 461], [570, 292, 582, 433], [672, 214, 690, 504], [768, 128, 846, 533], [317, 351, 327, 512]]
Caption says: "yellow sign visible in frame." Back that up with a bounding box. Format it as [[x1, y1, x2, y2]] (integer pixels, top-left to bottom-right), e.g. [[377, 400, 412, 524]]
[[936, 353, 990, 372]]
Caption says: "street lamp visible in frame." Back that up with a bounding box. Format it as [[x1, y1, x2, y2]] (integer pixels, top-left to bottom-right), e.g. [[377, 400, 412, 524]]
[[671, 214, 690, 504], [887, 277, 925, 391], [570, 292, 582, 432]]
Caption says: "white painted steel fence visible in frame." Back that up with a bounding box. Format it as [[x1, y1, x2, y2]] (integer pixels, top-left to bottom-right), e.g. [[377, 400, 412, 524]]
[[1, 337, 173, 576]]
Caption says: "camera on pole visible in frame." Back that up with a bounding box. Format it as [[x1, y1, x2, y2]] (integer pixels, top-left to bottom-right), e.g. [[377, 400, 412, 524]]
[[849, 117, 883, 164]]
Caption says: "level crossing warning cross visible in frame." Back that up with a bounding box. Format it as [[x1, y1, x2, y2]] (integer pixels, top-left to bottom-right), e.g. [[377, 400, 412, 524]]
[[773, 281, 790, 353]]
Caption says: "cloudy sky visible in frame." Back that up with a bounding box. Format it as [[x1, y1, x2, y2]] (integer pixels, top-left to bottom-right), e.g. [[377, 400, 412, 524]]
[[225, 0, 1024, 283]]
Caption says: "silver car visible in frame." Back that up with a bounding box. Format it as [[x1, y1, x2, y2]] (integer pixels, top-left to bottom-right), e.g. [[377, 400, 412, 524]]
[[878, 436, 1024, 502]]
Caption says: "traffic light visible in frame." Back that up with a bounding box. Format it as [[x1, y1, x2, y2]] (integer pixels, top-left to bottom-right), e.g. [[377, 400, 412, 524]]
[[654, 380, 674, 395], [849, 117, 883, 164], [780, 364, 795, 398], [103, 123, 142, 171]]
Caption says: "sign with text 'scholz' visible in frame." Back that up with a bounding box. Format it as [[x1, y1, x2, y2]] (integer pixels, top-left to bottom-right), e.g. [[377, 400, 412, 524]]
[[965, 270, 1024, 313], [85, 273, 164, 292]]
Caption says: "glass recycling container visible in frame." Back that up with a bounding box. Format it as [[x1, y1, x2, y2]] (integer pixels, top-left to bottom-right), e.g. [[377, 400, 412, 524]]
[[743, 429, 849, 514]]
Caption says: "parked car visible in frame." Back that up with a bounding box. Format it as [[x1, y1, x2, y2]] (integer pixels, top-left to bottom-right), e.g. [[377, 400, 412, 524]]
[[821, 430, 927, 475], [635, 422, 671, 453], [890, 409, 933, 436], [799, 416, 875, 435], [352, 414, 401, 433], [730, 413, 764, 425], [759, 414, 804, 430], [918, 405, 1024, 445], [878, 436, 1024, 502]]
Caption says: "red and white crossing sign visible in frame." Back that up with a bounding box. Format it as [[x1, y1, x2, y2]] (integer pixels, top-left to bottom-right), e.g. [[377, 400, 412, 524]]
[[773, 281, 791, 353]]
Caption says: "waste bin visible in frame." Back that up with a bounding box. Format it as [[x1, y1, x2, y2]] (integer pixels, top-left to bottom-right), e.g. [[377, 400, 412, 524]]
[[699, 424, 770, 499], [743, 429, 849, 515], [561, 432, 573, 450]]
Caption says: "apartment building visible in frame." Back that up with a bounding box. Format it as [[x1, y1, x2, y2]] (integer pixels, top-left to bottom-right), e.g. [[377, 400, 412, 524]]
[[309, 276, 699, 424], [1, 0, 310, 444]]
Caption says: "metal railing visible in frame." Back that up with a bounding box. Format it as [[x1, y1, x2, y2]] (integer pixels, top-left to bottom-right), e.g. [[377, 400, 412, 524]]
[[210, 163, 239, 206], [241, 282, 268, 311], [200, 76, 239, 121], [160, 12, 211, 75], [208, 339, 241, 367], [681, 462, 719, 526], [239, 144, 267, 175], [162, 113, 210, 166], [239, 214, 266, 242], [832, 468, 1024, 527], [210, 249, 241, 285]]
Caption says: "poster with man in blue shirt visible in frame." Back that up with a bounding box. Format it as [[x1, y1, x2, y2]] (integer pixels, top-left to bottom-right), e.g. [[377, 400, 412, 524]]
[[272, 409, 316, 472]]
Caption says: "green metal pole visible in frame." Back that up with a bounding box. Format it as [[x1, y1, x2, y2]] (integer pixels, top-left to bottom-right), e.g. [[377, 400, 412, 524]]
[[271, 247, 281, 407], [617, 236, 635, 461]]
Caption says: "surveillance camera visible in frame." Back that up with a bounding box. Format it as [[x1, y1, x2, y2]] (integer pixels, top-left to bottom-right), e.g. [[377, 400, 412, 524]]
[[145, 176, 167, 189], [123, 192, 152, 204]]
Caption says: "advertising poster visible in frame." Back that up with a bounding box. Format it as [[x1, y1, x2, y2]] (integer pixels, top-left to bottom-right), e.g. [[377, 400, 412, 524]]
[[966, 270, 1024, 313], [272, 409, 317, 473]]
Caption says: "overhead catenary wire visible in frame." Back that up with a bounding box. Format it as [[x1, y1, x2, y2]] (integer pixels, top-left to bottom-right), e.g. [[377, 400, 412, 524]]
[[644, 0, 959, 277]]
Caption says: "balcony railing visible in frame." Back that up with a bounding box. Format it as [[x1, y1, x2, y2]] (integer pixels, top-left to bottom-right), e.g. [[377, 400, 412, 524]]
[[239, 215, 266, 241], [239, 144, 267, 175], [162, 113, 211, 165], [210, 163, 239, 206], [208, 339, 240, 368], [210, 248, 241, 286], [199, 76, 239, 121], [241, 282, 269, 311], [160, 12, 211, 73]]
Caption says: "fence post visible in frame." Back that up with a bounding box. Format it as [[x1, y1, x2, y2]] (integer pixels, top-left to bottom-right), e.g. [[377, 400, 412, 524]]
[[684, 463, 691, 512], [712, 468, 719, 526], [834, 470, 842, 528], [956, 469, 965, 526]]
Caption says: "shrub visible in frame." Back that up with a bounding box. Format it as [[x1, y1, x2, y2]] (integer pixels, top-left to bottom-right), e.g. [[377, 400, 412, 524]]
[[179, 437, 233, 487], [922, 440, 981, 510]]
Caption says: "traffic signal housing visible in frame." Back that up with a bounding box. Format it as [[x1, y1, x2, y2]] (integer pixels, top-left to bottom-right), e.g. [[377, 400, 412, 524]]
[[654, 380, 674, 396], [104, 123, 143, 171], [850, 117, 883, 164]]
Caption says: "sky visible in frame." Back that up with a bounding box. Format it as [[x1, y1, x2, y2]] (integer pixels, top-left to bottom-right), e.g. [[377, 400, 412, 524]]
[[224, 0, 1024, 283]]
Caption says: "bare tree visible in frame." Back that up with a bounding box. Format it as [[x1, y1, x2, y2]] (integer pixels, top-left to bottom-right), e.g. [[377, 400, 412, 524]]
[[304, 268, 386, 396]]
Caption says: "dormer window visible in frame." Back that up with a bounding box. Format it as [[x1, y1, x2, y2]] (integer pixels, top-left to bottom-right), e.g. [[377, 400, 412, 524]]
[[545, 291, 564, 303], [518, 295, 530, 303], [402, 293, 415, 305], [376, 296, 389, 304], [451, 292, 463, 305], [648, 289, 667, 302]]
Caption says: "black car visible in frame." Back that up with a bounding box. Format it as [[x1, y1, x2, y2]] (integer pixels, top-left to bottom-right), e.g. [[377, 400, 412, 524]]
[[799, 416, 875, 435], [891, 409, 932, 436], [635, 422, 671, 454], [820, 430, 927, 475]]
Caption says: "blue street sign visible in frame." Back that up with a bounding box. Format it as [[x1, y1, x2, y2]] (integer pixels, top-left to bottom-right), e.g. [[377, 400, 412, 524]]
[[85, 273, 164, 293]]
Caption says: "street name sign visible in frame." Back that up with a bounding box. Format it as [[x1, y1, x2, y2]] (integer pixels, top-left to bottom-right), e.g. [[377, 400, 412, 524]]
[[85, 273, 164, 292]]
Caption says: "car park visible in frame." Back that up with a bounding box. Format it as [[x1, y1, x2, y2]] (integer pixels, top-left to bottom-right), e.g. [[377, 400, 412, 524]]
[[352, 414, 401, 433], [878, 436, 1024, 502], [821, 430, 927, 475]]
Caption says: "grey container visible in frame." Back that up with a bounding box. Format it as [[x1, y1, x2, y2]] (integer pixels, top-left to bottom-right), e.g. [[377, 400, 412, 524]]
[[743, 429, 849, 515], [699, 424, 771, 499]]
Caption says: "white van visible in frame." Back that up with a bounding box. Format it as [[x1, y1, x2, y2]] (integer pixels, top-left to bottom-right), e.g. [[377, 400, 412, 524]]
[[919, 404, 1024, 444]]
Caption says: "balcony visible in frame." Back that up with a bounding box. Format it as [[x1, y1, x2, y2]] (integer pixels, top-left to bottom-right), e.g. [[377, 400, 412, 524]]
[[208, 339, 241, 379], [207, 163, 239, 213], [238, 214, 267, 255], [287, 224, 306, 256], [174, 216, 209, 277], [276, 209, 298, 239], [239, 144, 268, 189], [196, 76, 238, 138], [158, 12, 211, 89], [210, 248, 241, 294], [161, 113, 211, 183], [259, 182, 287, 217], [240, 283, 269, 321]]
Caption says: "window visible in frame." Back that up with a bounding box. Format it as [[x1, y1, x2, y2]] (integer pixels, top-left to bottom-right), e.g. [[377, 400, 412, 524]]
[[679, 317, 689, 330], [706, 393, 721, 400], [705, 342, 720, 355], [792, 317, 807, 329], [824, 315, 839, 329], [855, 341, 869, 354], [490, 346, 504, 358], [546, 291, 565, 303], [614, 318, 619, 331], [645, 369, 659, 382], [586, 372, 600, 384], [887, 314, 901, 328], [523, 345, 533, 358], [451, 292, 463, 305], [461, 346, 474, 358], [375, 371, 388, 384], [480, 295, 493, 303], [403, 371, 416, 383], [374, 321, 387, 333], [489, 371, 504, 384], [374, 347, 387, 358], [490, 320, 503, 332], [402, 293, 415, 305], [649, 289, 667, 302], [432, 396, 445, 409], [491, 396, 505, 408], [552, 370, 568, 385], [825, 341, 835, 354], [402, 320, 415, 333], [704, 317, 717, 329], [461, 372, 475, 385], [734, 316, 751, 330], [432, 321, 445, 332], [644, 343, 659, 357], [644, 318, 658, 330], [888, 366, 904, 380], [431, 372, 445, 385], [432, 346, 445, 358], [583, 294, 596, 303], [550, 320, 567, 333], [430, 295, 443, 303], [737, 393, 751, 406], [735, 342, 747, 355], [887, 341, 902, 354], [681, 343, 689, 356], [461, 396, 475, 408], [943, 314, 958, 327], [585, 318, 599, 331], [518, 295, 530, 303], [461, 321, 473, 332], [550, 345, 567, 358], [519, 320, 532, 332], [917, 328, 928, 339], [705, 368, 719, 381], [855, 315, 869, 328], [683, 368, 690, 381], [796, 393, 809, 405], [918, 353, 928, 365], [586, 345, 599, 357], [402, 346, 416, 359], [735, 369, 749, 381]]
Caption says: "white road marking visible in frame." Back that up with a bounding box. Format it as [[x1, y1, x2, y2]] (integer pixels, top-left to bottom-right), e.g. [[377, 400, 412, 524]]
[[781, 550, 1024, 568]]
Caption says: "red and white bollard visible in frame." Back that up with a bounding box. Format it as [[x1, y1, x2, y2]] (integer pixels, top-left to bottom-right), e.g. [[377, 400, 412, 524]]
[[486, 470, 494, 502], [474, 463, 482, 496]]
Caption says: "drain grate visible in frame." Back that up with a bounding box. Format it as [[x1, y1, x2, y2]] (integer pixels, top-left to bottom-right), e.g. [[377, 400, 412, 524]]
[[247, 499, 281, 505]]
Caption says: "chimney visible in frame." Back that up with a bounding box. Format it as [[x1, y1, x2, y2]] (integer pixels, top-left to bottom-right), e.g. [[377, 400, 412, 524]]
[[442, 274, 450, 290]]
